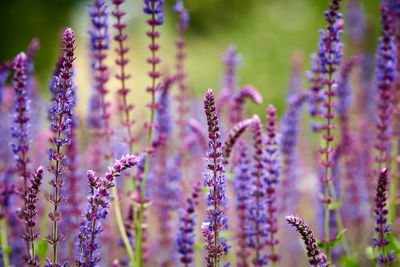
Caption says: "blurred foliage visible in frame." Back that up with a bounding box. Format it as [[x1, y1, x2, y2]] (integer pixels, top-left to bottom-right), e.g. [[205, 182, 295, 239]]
[[0, 0, 381, 117]]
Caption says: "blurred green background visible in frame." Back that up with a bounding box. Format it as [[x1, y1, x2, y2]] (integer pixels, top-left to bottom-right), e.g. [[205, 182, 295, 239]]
[[0, 0, 381, 117]]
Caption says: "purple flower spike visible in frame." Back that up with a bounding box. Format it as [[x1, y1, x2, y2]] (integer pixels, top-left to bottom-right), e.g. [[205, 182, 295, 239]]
[[88, 0, 112, 152], [218, 46, 242, 114], [372, 168, 396, 265], [46, 28, 76, 266], [113, 0, 138, 151], [177, 182, 201, 266], [22, 166, 44, 266], [375, 3, 397, 168], [174, 0, 190, 140], [173, 0, 189, 31], [248, 114, 268, 266], [264, 104, 281, 263], [230, 85, 263, 124], [202, 88, 229, 266], [222, 118, 253, 165], [11, 52, 30, 188], [233, 141, 251, 267], [286, 215, 327, 267], [143, 0, 165, 25], [77, 154, 139, 266]]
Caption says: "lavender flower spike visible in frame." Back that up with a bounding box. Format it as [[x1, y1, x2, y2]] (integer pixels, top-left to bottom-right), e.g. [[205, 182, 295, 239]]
[[203, 88, 229, 266], [286, 215, 328, 267], [373, 168, 396, 265], [46, 28, 76, 266]]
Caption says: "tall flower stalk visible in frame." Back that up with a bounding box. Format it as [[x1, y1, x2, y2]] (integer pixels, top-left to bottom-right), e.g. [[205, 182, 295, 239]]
[[264, 105, 281, 264], [173, 0, 190, 139], [375, 3, 397, 170], [138, 0, 164, 265], [308, 0, 343, 261], [90, 0, 134, 262], [46, 28, 76, 265], [11, 52, 30, 197], [11, 52, 31, 259], [202, 88, 229, 267]]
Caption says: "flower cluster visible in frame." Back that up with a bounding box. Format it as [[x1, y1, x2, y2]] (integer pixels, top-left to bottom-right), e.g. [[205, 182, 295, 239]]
[[77, 154, 139, 266], [203, 88, 229, 266], [177, 182, 201, 266], [286, 215, 327, 267], [372, 168, 396, 265], [22, 166, 44, 265]]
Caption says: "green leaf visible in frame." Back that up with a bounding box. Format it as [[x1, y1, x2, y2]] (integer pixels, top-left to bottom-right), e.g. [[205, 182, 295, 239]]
[[317, 229, 346, 249], [37, 240, 49, 260], [365, 246, 375, 260], [340, 256, 360, 267]]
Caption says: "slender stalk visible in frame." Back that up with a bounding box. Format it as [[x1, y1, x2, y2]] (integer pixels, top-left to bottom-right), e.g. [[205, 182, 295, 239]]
[[0, 207, 9, 267]]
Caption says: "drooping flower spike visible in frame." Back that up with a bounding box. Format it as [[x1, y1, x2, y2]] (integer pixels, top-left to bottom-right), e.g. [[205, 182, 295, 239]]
[[286, 215, 328, 267]]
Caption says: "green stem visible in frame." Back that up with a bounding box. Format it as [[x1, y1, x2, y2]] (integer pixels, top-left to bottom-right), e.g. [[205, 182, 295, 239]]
[[111, 184, 135, 265], [329, 183, 351, 255], [0, 208, 9, 267]]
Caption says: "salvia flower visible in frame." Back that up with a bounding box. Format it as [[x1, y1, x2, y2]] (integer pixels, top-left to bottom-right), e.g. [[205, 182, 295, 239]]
[[46, 28, 76, 265], [372, 168, 396, 265], [77, 154, 139, 266], [88, 0, 112, 147], [143, 0, 165, 26], [218, 46, 241, 114], [280, 93, 306, 211], [174, 0, 189, 31], [112, 0, 138, 152], [233, 141, 251, 267], [248, 114, 268, 266], [347, 0, 366, 45], [375, 3, 397, 168], [286, 215, 327, 267], [0, 62, 11, 105], [11, 52, 31, 189], [22, 166, 44, 266], [202, 88, 229, 266], [177, 182, 201, 266], [264, 104, 281, 262], [173, 0, 190, 140], [230, 85, 263, 124]]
